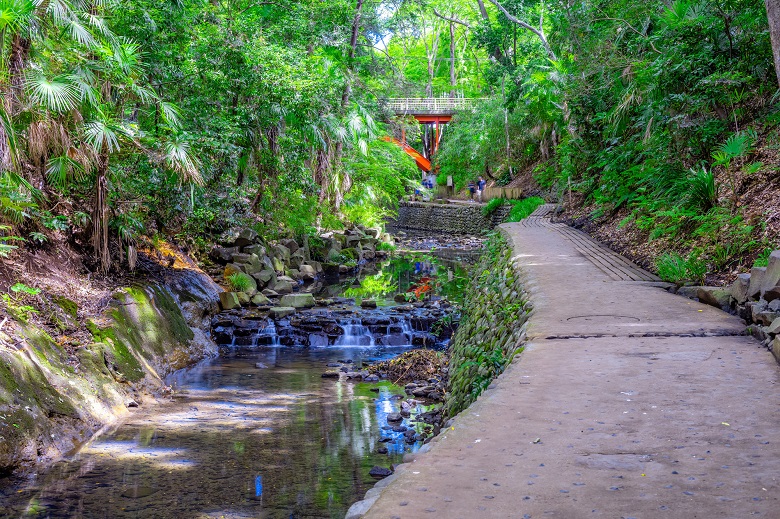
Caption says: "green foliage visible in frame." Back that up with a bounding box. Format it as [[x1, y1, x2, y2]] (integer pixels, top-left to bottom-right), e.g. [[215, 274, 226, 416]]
[[226, 273, 253, 292], [656, 251, 707, 285], [3, 283, 41, 323], [505, 197, 545, 222], [376, 242, 396, 252], [754, 248, 773, 267], [482, 198, 506, 216]]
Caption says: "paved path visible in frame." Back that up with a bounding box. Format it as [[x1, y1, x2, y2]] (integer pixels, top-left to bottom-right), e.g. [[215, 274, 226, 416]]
[[359, 207, 780, 518]]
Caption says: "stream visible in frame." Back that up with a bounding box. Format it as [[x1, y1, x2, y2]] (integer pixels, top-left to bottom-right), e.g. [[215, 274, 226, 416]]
[[0, 245, 480, 519]]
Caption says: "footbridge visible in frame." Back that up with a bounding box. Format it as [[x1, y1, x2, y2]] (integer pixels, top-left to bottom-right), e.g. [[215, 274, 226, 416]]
[[384, 97, 481, 172]]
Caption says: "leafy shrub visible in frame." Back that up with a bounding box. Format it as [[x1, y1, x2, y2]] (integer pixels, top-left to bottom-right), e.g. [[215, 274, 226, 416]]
[[2, 283, 41, 323], [682, 168, 718, 213], [656, 251, 707, 285], [376, 242, 396, 252], [226, 273, 253, 292], [754, 248, 773, 267], [482, 198, 506, 216], [505, 197, 545, 222]]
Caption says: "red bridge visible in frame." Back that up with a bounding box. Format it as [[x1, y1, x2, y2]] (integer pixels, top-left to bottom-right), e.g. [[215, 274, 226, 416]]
[[384, 98, 481, 172]]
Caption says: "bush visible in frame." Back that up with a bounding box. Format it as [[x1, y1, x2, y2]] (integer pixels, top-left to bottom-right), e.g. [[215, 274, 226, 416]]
[[505, 197, 545, 222], [377, 242, 396, 252], [656, 251, 707, 286], [226, 273, 253, 292], [482, 198, 506, 216]]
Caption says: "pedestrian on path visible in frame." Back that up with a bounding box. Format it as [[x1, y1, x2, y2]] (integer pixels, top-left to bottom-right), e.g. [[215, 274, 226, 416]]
[[468, 180, 476, 201], [477, 176, 486, 202]]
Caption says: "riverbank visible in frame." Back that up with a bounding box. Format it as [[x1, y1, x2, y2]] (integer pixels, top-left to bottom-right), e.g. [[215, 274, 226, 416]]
[[0, 256, 221, 477]]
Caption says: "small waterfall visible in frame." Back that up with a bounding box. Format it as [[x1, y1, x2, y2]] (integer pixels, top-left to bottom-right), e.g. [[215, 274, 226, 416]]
[[398, 318, 414, 343], [256, 321, 281, 347], [335, 319, 375, 347]]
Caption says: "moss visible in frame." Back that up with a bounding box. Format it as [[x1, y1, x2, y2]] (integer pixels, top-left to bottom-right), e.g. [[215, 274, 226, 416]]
[[444, 233, 530, 419], [52, 296, 78, 319], [102, 338, 145, 383]]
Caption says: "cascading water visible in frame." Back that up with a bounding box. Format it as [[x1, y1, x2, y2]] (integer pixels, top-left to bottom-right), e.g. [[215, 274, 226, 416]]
[[256, 321, 281, 347], [334, 319, 376, 347]]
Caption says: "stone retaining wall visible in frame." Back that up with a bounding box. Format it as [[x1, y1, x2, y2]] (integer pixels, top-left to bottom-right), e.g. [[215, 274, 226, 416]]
[[443, 231, 532, 418], [392, 201, 510, 234]]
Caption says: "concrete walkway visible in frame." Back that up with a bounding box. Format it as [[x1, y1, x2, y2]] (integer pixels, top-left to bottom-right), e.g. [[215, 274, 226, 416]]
[[359, 206, 780, 518]]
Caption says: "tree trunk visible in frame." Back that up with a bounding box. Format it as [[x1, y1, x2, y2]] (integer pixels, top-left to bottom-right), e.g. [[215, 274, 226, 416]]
[[93, 154, 111, 274], [477, 0, 489, 19], [449, 21, 456, 98], [766, 0, 780, 86]]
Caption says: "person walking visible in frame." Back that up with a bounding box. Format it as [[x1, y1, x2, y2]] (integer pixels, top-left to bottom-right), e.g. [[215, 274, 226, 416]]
[[477, 176, 486, 203], [468, 180, 476, 201]]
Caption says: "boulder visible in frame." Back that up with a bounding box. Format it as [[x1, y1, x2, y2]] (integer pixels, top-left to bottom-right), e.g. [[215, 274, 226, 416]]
[[219, 292, 241, 311], [368, 466, 393, 479], [290, 249, 305, 269], [361, 299, 377, 309], [730, 273, 751, 304], [299, 264, 317, 280], [756, 311, 779, 326], [209, 246, 240, 264], [767, 317, 780, 335], [280, 293, 315, 308], [365, 228, 380, 238], [764, 286, 780, 303], [272, 256, 286, 273], [386, 413, 403, 423], [760, 251, 780, 296], [272, 244, 291, 264], [304, 260, 323, 274], [236, 292, 251, 305], [748, 267, 767, 300], [243, 244, 266, 257], [281, 238, 299, 254], [696, 287, 731, 310], [676, 286, 699, 299], [271, 280, 294, 295], [251, 293, 271, 306], [269, 306, 296, 319], [234, 228, 259, 247], [772, 338, 780, 364], [252, 269, 276, 286], [262, 289, 279, 297]]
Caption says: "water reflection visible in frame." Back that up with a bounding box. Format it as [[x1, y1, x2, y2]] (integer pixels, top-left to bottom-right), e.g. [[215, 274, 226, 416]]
[[0, 346, 429, 519]]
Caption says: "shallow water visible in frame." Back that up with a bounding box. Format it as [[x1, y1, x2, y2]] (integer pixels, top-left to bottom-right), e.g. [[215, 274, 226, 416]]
[[0, 345, 428, 519]]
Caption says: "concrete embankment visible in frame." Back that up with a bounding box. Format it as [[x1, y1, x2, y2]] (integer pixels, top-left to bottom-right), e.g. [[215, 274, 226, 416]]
[[0, 268, 221, 475], [357, 206, 780, 518]]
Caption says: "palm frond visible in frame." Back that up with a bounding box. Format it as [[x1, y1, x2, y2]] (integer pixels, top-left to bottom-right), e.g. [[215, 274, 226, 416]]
[[163, 138, 203, 185], [160, 101, 181, 129], [25, 71, 78, 112], [83, 118, 121, 153], [0, 0, 35, 34], [46, 153, 85, 189], [66, 17, 97, 47]]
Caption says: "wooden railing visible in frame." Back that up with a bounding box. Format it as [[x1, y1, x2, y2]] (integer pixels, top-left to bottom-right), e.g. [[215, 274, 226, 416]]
[[386, 98, 481, 114]]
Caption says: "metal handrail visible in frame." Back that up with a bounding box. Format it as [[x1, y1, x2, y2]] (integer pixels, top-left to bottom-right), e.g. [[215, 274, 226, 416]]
[[386, 98, 482, 113]]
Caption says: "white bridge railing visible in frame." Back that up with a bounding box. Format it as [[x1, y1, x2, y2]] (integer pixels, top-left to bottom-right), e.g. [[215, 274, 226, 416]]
[[386, 97, 482, 113]]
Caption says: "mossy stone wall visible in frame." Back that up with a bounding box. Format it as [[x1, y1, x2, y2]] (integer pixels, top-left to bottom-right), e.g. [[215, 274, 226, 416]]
[[393, 202, 511, 235], [444, 233, 532, 418]]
